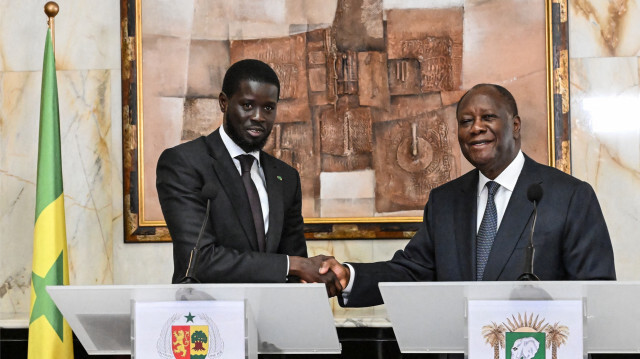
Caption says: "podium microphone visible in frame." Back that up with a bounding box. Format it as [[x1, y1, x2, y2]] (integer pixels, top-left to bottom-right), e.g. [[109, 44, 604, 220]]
[[518, 184, 543, 281], [179, 182, 218, 284]]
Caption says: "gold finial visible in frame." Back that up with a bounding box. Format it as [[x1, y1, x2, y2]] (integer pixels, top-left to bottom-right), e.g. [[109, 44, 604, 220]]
[[44, 2, 59, 52], [44, 2, 59, 18]]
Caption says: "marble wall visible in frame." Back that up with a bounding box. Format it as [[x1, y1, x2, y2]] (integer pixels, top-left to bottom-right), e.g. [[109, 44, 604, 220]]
[[1, 0, 640, 328], [0, 0, 173, 325], [568, 0, 640, 280]]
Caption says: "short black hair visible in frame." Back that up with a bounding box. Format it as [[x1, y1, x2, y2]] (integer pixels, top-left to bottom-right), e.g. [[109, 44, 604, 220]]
[[221, 59, 281, 100], [456, 83, 518, 118]]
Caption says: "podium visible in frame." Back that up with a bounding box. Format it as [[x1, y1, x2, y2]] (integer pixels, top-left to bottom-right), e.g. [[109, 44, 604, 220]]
[[379, 281, 640, 356], [47, 283, 340, 357]]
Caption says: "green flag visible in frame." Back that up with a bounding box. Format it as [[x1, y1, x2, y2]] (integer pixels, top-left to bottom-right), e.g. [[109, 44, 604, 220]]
[[28, 28, 74, 359]]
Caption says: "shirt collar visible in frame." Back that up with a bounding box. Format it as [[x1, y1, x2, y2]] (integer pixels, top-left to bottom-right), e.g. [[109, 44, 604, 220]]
[[219, 125, 261, 165], [477, 150, 525, 195]]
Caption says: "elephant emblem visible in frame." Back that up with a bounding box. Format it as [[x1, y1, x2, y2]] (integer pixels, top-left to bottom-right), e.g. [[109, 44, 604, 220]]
[[510, 337, 540, 359]]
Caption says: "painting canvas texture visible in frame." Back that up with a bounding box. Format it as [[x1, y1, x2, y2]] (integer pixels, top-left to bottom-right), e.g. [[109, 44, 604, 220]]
[[138, 0, 548, 223]]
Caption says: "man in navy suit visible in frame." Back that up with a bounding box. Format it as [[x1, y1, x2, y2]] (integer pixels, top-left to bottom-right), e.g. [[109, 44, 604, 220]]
[[322, 83, 616, 307], [157, 59, 341, 294]]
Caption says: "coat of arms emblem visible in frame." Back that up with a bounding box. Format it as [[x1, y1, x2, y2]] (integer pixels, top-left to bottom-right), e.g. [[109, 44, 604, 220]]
[[157, 312, 224, 359]]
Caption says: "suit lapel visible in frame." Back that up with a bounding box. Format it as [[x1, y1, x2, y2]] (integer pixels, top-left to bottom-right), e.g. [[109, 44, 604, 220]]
[[454, 170, 479, 280], [483, 156, 541, 280], [205, 130, 259, 251], [261, 153, 284, 253]]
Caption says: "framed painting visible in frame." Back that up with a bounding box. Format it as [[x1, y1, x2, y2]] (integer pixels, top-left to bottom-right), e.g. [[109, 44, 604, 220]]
[[120, 0, 570, 242]]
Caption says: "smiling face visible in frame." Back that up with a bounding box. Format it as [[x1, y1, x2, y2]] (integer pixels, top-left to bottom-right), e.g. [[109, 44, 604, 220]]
[[219, 79, 278, 152], [456, 86, 521, 179]]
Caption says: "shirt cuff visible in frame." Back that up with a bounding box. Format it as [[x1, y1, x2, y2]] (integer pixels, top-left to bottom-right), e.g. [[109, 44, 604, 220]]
[[286, 255, 290, 280], [341, 263, 355, 303]]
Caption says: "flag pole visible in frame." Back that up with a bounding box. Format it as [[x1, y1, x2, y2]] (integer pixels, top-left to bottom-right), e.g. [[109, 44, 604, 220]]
[[44, 2, 59, 53]]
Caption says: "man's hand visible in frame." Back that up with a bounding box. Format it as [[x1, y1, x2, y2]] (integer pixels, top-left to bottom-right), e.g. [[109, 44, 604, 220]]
[[289, 255, 345, 297], [318, 257, 350, 289]]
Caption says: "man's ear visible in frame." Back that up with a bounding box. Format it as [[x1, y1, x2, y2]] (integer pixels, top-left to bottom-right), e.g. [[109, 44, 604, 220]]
[[218, 92, 228, 113], [513, 115, 521, 139]]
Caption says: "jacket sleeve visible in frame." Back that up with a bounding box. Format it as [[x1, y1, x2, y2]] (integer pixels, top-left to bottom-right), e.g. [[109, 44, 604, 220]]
[[342, 200, 437, 307], [561, 181, 616, 280]]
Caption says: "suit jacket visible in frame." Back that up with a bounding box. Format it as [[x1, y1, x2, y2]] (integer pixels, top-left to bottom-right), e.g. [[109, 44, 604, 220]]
[[346, 154, 616, 307], [156, 129, 307, 283]]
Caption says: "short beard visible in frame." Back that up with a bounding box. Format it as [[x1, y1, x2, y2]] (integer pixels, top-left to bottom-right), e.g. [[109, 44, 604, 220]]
[[224, 120, 269, 153]]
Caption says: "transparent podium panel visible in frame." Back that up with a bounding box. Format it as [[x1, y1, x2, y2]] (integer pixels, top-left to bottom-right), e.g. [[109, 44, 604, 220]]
[[48, 283, 340, 356], [379, 281, 640, 354]]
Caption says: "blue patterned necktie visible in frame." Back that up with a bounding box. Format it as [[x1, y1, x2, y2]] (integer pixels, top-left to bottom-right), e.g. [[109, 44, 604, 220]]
[[476, 181, 500, 281]]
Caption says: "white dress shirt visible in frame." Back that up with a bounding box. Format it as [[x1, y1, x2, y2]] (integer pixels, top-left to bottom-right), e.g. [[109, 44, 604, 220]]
[[220, 126, 292, 277], [476, 150, 525, 232], [219, 125, 270, 233]]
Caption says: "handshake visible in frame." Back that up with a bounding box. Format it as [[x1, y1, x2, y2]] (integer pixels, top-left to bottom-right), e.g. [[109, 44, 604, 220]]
[[289, 255, 351, 297]]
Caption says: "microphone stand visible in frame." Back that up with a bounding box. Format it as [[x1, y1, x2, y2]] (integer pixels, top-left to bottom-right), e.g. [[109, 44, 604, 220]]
[[518, 198, 540, 281], [179, 198, 211, 284]]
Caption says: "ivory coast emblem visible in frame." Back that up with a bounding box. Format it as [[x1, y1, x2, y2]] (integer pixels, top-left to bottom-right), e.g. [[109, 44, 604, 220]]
[[157, 312, 224, 359], [482, 312, 569, 359]]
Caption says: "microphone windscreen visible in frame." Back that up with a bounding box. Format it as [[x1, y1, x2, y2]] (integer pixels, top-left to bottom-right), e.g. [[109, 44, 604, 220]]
[[527, 183, 543, 203], [201, 182, 218, 200]]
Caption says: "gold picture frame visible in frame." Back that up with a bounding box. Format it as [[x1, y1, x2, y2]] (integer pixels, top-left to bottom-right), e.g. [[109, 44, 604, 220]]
[[121, 0, 570, 242]]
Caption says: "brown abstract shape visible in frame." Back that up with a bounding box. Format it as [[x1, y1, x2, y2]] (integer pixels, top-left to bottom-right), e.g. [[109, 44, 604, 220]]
[[230, 33, 310, 123], [306, 29, 334, 106], [182, 98, 222, 141], [332, 0, 384, 51], [263, 121, 318, 216], [388, 59, 421, 96], [386, 8, 463, 92], [373, 107, 457, 212], [336, 51, 359, 95], [319, 96, 373, 159], [357, 51, 390, 109]]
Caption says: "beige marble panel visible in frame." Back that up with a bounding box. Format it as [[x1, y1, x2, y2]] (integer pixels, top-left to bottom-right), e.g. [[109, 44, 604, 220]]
[[0, 69, 115, 315], [569, 0, 640, 58], [58, 70, 114, 285], [570, 56, 640, 280], [0, 1, 47, 72], [372, 239, 409, 262], [0, 71, 39, 314], [0, 0, 121, 71], [306, 239, 386, 322]]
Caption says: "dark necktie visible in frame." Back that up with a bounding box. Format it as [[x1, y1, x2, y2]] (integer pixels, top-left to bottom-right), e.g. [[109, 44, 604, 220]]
[[476, 181, 500, 281], [236, 155, 266, 252]]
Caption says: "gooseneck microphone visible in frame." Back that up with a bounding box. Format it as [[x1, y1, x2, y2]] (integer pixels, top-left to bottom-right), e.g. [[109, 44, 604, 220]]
[[518, 184, 543, 281], [179, 182, 218, 284]]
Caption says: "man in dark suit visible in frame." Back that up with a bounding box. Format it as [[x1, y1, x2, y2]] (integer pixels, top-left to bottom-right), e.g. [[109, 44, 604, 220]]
[[157, 59, 340, 293], [321, 83, 616, 307]]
